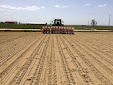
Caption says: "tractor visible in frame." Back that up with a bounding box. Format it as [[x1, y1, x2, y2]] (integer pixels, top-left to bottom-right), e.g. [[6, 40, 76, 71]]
[[42, 19, 74, 34]]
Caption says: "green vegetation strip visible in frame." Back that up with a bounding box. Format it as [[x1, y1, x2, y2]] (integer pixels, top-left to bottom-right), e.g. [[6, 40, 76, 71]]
[[0, 23, 43, 29], [0, 30, 42, 32], [65, 25, 113, 30]]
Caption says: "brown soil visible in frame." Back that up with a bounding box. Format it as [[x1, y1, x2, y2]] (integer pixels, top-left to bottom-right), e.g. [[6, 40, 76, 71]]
[[0, 32, 113, 85]]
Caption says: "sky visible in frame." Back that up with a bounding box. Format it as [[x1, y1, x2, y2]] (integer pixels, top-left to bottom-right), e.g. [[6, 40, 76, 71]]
[[0, 0, 113, 25]]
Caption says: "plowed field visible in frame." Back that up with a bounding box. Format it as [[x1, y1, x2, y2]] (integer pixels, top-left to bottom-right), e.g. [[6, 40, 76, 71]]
[[0, 32, 113, 85]]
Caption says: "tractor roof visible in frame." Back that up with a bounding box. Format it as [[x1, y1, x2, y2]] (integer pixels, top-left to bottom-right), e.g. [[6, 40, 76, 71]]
[[55, 19, 61, 20]]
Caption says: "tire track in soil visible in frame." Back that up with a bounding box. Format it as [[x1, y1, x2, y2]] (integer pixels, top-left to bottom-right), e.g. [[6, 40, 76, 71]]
[[29, 35, 50, 85], [45, 35, 57, 85], [46, 35, 53, 85], [56, 34, 76, 85], [20, 35, 49, 85], [0, 35, 44, 85], [59, 35, 94, 85], [63, 34, 113, 85], [37, 35, 52, 85], [54, 34, 68, 85], [51, 35, 57, 85], [38, 35, 57, 85]]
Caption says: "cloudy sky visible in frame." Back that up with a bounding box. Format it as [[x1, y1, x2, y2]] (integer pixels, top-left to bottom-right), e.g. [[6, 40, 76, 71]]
[[0, 0, 113, 25]]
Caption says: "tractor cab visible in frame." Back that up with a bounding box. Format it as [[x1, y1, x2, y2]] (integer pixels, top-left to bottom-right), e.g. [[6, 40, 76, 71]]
[[52, 19, 64, 26]]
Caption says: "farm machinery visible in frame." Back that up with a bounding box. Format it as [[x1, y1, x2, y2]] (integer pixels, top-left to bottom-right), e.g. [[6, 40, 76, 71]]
[[42, 19, 74, 34]]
